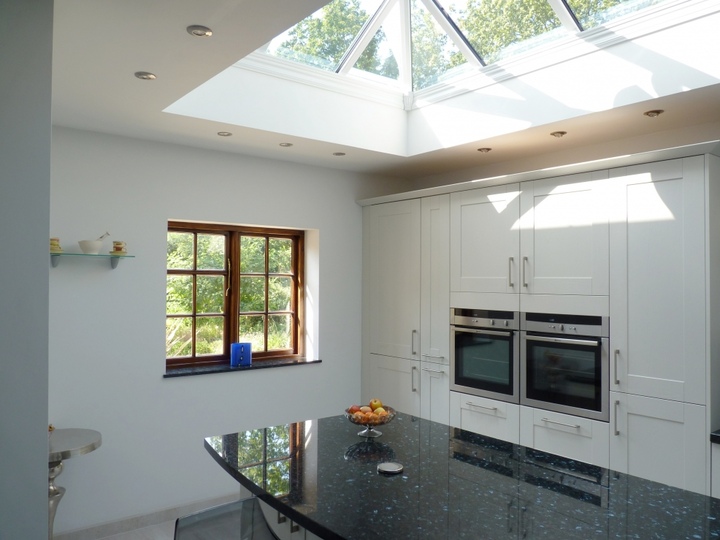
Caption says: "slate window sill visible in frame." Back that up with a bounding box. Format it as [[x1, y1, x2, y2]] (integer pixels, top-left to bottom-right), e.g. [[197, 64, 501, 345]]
[[164, 358, 321, 379]]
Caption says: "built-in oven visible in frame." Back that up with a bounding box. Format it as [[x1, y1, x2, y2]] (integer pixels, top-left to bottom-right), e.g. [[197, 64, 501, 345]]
[[520, 313, 609, 422], [450, 308, 519, 404]]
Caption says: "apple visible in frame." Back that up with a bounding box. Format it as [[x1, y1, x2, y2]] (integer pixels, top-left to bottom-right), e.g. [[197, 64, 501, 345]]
[[360, 406, 372, 413], [374, 407, 386, 415], [369, 398, 383, 411], [348, 404, 361, 414]]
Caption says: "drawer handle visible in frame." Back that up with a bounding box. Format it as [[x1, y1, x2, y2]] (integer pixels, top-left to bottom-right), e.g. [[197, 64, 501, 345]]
[[614, 349, 620, 385], [422, 354, 445, 361], [277, 511, 286, 524], [466, 401, 498, 412], [422, 367, 445, 374], [411, 366, 418, 392], [290, 521, 300, 533], [541, 417, 580, 430]]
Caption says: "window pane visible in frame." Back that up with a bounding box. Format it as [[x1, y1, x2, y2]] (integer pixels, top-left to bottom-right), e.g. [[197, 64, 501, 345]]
[[269, 315, 291, 350], [353, 0, 401, 82], [242, 465, 265, 487], [241, 236, 266, 273], [266, 425, 291, 459], [440, 0, 565, 65], [565, 0, 670, 30], [237, 430, 266, 464], [269, 238, 292, 274], [240, 276, 266, 312], [269, 277, 291, 312], [196, 275, 225, 314], [411, 0, 468, 91], [166, 275, 193, 314], [239, 315, 266, 352], [166, 317, 192, 357], [167, 232, 194, 270], [196, 316, 224, 356], [267, 0, 381, 71], [266, 460, 291, 496], [197, 234, 225, 270]]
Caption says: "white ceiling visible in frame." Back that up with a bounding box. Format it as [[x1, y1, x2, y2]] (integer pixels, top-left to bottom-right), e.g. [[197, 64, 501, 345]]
[[52, 0, 720, 183]]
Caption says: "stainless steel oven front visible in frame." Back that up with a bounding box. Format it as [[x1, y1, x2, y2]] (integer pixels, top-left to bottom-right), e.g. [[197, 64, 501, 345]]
[[520, 313, 609, 422], [450, 309, 519, 404]]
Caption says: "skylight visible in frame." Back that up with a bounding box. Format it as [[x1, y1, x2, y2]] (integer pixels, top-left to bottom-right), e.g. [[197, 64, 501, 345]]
[[259, 0, 673, 93]]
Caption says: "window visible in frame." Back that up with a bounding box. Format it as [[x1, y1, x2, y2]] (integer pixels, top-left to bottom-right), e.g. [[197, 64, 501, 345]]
[[166, 221, 304, 369]]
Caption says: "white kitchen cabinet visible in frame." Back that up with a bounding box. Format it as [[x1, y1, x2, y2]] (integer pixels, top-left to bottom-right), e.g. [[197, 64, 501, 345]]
[[365, 354, 421, 415], [450, 172, 609, 313], [367, 199, 421, 360], [519, 406, 609, 468], [609, 391, 707, 494], [450, 391, 520, 444], [609, 157, 706, 404], [420, 358, 449, 424]]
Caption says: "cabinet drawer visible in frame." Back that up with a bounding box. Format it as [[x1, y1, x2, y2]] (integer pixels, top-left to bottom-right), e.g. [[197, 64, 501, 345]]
[[519, 406, 609, 468], [450, 392, 520, 444]]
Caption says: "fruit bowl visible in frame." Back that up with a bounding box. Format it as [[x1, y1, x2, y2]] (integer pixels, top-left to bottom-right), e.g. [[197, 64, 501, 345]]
[[344, 405, 396, 438]]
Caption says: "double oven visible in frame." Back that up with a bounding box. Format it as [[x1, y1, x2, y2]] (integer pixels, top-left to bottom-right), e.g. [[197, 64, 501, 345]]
[[450, 308, 609, 422]]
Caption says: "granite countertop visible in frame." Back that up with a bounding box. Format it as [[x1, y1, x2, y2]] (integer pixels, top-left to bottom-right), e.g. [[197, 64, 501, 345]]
[[206, 412, 720, 539]]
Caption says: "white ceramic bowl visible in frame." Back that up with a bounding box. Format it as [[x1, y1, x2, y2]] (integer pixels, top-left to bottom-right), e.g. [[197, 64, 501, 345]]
[[78, 240, 103, 254]]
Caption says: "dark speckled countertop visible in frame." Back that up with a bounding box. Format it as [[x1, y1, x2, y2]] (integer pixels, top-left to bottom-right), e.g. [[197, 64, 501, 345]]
[[206, 412, 720, 539]]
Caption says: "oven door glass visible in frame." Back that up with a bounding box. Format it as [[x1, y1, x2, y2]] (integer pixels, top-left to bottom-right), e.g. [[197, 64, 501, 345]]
[[523, 335, 604, 413], [453, 327, 516, 397]]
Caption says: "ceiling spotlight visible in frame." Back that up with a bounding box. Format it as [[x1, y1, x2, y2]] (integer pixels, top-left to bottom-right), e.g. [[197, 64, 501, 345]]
[[134, 71, 157, 80], [187, 25, 213, 37], [279, 142, 293, 147], [477, 147, 492, 153], [644, 109, 664, 118], [217, 131, 232, 137], [333, 152, 346, 157], [550, 131, 567, 138]]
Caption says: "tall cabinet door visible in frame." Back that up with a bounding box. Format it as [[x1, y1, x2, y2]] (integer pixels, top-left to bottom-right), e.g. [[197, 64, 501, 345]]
[[519, 171, 610, 296], [368, 199, 421, 360], [609, 157, 706, 404], [420, 195, 450, 423], [450, 184, 521, 295]]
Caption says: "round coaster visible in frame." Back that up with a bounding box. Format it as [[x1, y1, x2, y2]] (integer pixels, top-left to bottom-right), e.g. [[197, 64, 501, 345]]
[[377, 462, 404, 475]]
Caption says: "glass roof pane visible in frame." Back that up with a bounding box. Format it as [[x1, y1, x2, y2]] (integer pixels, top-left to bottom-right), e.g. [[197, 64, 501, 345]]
[[353, 2, 401, 82], [565, 0, 672, 30], [438, 0, 567, 65], [266, 0, 382, 71], [411, 0, 468, 91]]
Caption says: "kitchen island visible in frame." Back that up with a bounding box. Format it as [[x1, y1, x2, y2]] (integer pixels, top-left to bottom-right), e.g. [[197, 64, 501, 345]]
[[205, 411, 720, 539]]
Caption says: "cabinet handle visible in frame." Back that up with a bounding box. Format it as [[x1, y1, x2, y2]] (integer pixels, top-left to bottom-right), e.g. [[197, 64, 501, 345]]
[[541, 417, 580, 430], [422, 367, 446, 374], [290, 521, 300, 534], [508, 256, 514, 287], [277, 511, 286, 524], [466, 401, 497, 412], [522, 256, 529, 288], [507, 500, 514, 533], [614, 400, 620, 436], [411, 366, 418, 392], [422, 354, 445, 361], [411, 330, 418, 356], [614, 349, 620, 385]]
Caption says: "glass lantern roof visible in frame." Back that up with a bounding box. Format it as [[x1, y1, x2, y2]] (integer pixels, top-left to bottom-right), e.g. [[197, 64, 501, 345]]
[[258, 0, 672, 93]]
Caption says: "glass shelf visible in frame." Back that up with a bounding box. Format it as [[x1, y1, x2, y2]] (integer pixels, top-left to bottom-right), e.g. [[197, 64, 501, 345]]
[[50, 252, 135, 269]]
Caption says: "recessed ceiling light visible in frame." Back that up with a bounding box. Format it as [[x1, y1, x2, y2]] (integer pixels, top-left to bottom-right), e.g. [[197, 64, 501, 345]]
[[279, 142, 293, 147], [550, 131, 567, 138], [217, 131, 232, 137], [477, 147, 492, 153], [187, 25, 213, 37], [333, 152, 346, 157], [643, 109, 664, 117], [134, 71, 157, 80]]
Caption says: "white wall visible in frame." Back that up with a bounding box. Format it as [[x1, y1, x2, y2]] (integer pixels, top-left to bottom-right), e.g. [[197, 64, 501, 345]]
[[0, 1, 52, 538], [48, 127, 405, 533]]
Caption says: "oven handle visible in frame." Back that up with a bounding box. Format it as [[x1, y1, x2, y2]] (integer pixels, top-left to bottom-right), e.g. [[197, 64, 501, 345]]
[[525, 335, 600, 347], [452, 326, 514, 338]]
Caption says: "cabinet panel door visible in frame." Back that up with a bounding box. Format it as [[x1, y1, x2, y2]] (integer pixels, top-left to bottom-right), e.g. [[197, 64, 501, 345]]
[[368, 200, 421, 359], [450, 392, 520, 444], [450, 184, 521, 294], [520, 171, 609, 296], [364, 354, 421, 416], [609, 157, 706, 403], [519, 406, 609, 468], [420, 360, 450, 424], [421, 195, 450, 365], [609, 392, 707, 495]]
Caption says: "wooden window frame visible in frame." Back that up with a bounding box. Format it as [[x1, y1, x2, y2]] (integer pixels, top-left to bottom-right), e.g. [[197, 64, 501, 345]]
[[166, 221, 305, 370]]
